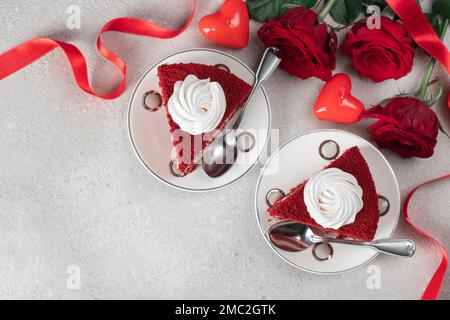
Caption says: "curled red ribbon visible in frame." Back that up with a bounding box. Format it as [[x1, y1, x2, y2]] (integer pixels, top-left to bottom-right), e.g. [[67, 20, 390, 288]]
[[386, 0, 450, 73], [403, 175, 449, 300], [0, 1, 197, 100]]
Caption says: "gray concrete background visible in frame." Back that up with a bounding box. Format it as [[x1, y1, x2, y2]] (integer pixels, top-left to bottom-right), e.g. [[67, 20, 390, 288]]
[[0, 0, 449, 300]]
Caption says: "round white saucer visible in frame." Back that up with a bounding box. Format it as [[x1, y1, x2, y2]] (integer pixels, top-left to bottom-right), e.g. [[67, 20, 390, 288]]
[[255, 129, 400, 274], [128, 48, 271, 192]]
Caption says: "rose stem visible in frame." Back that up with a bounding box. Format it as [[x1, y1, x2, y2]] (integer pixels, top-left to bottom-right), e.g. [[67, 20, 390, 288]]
[[416, 18, 449, 102], [313, 0, 323, 12], [318, 0, 338, 23]]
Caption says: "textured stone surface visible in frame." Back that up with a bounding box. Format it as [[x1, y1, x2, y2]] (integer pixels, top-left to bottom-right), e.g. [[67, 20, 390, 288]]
[[0, 0, 449, 300]]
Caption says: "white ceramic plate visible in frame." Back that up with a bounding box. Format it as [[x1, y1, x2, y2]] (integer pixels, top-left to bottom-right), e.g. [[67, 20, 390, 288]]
[[128, 48, 271, 192], [255, 130, 400, 274]]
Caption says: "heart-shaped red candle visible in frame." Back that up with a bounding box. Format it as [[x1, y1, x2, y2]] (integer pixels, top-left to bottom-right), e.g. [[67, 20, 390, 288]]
[[199, 0, 249, 49], [313, 73, 365, 123]]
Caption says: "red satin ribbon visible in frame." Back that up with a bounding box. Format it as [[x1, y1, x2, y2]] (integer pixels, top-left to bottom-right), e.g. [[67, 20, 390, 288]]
[[386, 0, 450, 74], [403, 175, 450, 300], [0, 1, 197, 100], [385, 0, 449, 300]]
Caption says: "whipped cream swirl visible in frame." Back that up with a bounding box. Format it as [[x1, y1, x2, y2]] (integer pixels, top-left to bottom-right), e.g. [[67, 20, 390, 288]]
[[168, 74, 226, 135], [304, 168, 363, 229]]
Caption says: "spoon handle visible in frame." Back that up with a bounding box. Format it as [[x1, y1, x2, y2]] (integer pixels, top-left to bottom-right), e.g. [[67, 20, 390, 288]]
[[312, 236, 416, 257], [232, 47, 281, 129], [368, 239, 416, 257]]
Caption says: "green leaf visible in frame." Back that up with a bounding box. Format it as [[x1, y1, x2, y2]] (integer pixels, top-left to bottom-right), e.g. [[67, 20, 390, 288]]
[[330, 0, 363, 24], [425, 13, 441, 35], [363, 0, 388, 11], [433, 0, 450, 19], [438, 120, 450, 139], [247, 0, 319, 23]]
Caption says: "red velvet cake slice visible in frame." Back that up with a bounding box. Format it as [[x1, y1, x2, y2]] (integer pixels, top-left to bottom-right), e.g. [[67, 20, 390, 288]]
[[268, 147, 379, 242], [157, 63, 252, 175]]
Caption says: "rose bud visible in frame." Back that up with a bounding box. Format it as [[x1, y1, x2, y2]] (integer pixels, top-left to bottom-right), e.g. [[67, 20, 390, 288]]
[[258, 7, 337, 81], [340, 17, 414, 82], [363, 97, 439, 158]]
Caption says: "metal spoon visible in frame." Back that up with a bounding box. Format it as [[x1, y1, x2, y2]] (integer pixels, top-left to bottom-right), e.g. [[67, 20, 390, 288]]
[[269, 221, 416, 257], [202, 47, 282, 178]]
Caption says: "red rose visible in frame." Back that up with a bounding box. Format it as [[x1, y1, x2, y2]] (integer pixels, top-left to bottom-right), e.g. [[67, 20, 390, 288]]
[[363, 97, 439, 158], [340, 17, 414, 82], [258, 7, 337, 81]]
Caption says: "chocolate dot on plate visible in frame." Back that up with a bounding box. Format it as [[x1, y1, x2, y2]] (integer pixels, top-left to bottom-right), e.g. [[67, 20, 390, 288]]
[[319, 140, 340, 160], [214, 64, 230, 73], [169, 160, 186, 178], [312, 242, 334, 261], [142, 91, 162, 112], [237, 131, 256, 153], [378, 195, 390, 217], [265, 188, 286, 208]]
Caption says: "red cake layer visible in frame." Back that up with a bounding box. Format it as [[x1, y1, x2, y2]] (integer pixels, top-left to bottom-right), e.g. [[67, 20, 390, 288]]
[[157, 63, 252, 175], [268, 147, 379, 242]]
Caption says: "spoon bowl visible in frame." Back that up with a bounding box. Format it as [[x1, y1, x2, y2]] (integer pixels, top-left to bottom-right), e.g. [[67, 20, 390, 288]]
[[269, 221, 312, 252]]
